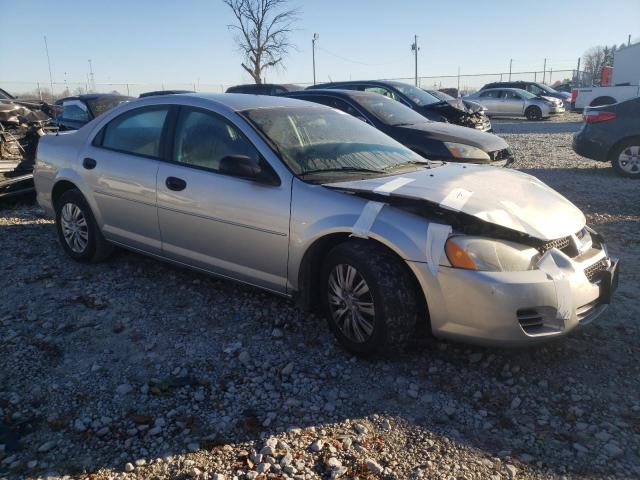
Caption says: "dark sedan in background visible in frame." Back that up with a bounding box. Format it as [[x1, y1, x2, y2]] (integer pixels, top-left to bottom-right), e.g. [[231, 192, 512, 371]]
[[53, 94, 131, 130], [307, 80, 492, 132], [283, 89, 513, 166], [572, 96, 640, 178]]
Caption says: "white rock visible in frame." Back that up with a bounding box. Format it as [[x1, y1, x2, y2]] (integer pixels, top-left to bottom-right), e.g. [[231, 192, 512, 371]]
[[124, 462, 134, 472], [38, 440, 55, 452], [310, 439, 324, 452], [116, 384, 133, 395], [281, 362, 294, 376], [326, 457, 342, 469], [365, 458, 383, 475], [353, 423, 367, 434], [505, 463, 517, 479]]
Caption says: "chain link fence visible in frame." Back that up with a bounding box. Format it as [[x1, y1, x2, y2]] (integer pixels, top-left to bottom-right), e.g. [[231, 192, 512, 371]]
[[1, 69, 592, 102]]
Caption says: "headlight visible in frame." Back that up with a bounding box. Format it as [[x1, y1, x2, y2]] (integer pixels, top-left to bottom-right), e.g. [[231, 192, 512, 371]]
[[444, 142, 490, 161], [444, 236, 540, 272]]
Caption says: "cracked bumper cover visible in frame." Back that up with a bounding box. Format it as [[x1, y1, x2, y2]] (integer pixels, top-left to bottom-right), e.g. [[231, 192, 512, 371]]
[[406, 253, 618, 346]]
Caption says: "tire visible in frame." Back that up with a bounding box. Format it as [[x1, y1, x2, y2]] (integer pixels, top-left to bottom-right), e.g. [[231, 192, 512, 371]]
[[320, 240, 420, 356], [55, 189, 113, 262], [610, 139, 640, 178], [525, 106, 542, 121]]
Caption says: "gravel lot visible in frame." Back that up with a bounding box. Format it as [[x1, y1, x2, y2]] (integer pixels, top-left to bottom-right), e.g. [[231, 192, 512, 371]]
[[1, 115, 639, 480]]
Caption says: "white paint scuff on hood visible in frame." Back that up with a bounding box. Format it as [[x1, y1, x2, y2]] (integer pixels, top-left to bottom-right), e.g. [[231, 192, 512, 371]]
[[325, 163, 586, 241]]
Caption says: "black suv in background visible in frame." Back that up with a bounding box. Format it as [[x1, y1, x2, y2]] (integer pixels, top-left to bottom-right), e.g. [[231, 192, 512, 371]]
[[480, 81, 570, 104], [226, 83, 303, 95], [573, 96, 640, 178], [308, 80, 492, 131]]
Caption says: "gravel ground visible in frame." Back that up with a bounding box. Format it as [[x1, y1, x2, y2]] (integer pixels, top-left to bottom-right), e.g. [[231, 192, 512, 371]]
[[1, 114, 639, 480]]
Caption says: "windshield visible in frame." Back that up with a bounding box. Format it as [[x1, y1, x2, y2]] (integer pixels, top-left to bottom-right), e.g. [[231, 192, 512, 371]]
[[427, 90, 454, 101], [537, 83, 558, 94], [514, 89, 538, 99], [351, 93, 429, 126], [243, 106, 431, 178], [390, 83, 441, 106], [86, 96, 130, 118]]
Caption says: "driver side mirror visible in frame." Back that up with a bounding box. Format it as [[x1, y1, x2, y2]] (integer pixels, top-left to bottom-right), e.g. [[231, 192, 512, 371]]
[[218, 155, 280, 186]]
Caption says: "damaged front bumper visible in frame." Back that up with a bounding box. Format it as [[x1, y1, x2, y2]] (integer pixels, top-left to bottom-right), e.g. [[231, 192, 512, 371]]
[[407, 250, 618, 346]]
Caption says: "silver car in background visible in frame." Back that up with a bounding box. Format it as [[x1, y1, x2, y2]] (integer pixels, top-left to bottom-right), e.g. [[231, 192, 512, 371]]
[[33, 94, 618, 355], [465, 88, 565, 120]]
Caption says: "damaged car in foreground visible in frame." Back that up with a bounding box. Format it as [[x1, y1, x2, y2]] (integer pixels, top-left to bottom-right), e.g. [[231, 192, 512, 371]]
[[1, 92, 59, 199], [34, 94, 619, 355]]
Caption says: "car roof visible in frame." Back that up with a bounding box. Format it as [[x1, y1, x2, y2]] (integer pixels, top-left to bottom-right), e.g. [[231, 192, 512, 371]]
[[284, 88, 382, 100], [311, 80, 410, 89], [57, 93, 132, 102], [139, 90, 194, 98], [175, 92, 323, 111], [227, 83, 302, 90]]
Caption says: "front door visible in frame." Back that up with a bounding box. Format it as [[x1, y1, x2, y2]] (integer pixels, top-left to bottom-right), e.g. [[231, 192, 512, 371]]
[[500, 90, 525, 115], [156, 107, 291, 293]]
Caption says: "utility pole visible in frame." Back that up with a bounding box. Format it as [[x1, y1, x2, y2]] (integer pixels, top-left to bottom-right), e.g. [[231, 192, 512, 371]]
[[312, 33, 319, 85], [508, 58, 513, 81], [88, 59, 96, 92], [457, 66, 460, 96], [411, 35, 419, 86], [576, 57, 581, 86], [43, 36, 54, 102], [628, 34, 631, 46], [542, 58, 547, 84]]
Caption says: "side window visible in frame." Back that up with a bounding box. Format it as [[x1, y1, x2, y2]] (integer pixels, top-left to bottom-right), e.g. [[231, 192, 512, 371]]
[[502, 90, 521, 100], [62, 103, 90, 122], [364, 86, 396, 100], [173, 108, 259, 173], [480, 90, 500, 98], [99, 107, 169, 158], [528, 84, 544, 95]]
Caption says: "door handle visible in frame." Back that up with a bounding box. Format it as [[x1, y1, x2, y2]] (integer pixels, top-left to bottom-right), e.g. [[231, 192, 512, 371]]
[[165, 176, 187, 191], [82, 157, 97, 169]]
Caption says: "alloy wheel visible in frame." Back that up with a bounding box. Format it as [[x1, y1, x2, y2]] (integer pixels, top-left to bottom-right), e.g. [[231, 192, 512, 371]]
[[60, 203, 89, 253], [618, 145, 640, 174], [327, 263, 376, 343]]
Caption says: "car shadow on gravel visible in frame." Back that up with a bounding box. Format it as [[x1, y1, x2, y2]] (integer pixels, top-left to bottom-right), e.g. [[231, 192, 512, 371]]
[[493, 120, 583, 135], [1, 215, 638, 479]]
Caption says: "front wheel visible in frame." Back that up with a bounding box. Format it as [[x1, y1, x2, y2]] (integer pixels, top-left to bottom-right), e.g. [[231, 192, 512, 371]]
[[320, 240, 420, 356], [525, 106, 542, 121], [610, 140, 640, 178], [55, 189, 113, 262]]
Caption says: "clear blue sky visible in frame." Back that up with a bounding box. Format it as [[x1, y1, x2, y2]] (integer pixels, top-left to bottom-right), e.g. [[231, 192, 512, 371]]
[[1, 0, 638, 92]]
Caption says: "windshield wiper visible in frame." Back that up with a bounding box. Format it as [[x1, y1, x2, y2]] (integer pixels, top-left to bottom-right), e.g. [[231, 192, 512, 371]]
[[384, 160, 431, 171], [299, 166, 385, 176]]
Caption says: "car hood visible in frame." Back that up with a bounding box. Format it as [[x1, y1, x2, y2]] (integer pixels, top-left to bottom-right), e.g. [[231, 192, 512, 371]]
[[396, 122, 507, 152], [325, 163, 585, 241]]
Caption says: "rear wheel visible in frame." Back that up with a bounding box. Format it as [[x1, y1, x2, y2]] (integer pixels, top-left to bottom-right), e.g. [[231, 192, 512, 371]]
[[525, 106, 542, 121], [610, 139, 640, 178], [55, 189, 113, 262], [320, 240, 420, 356]]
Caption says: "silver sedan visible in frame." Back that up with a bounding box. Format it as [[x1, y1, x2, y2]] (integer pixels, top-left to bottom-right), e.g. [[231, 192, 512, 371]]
[[465, 88, 564, 120], [33, 93, 618, 355]]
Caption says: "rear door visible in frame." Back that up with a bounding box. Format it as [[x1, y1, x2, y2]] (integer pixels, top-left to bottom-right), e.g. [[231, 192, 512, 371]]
[[81, 105, 169, 254], [477, 90, 502, 114], [156, 106, 292, 293]]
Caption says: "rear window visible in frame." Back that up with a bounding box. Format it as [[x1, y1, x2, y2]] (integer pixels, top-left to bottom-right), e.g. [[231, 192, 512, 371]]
[[98, 107, 169, 158]]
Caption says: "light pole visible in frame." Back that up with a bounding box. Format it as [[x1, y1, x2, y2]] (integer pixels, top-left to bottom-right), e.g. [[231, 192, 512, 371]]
[[312, 33, 319, 85], [509, 58, 513, 81], [411, 35, 419, 86]]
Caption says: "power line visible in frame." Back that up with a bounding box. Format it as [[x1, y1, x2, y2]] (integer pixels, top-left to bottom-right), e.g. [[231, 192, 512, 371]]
[[316, 46, 400, 66]]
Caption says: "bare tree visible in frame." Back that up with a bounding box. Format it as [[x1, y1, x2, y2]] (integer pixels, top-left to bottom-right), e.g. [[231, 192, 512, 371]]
[[223, 0, 298, 84], [583, 46, 607, 85]]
